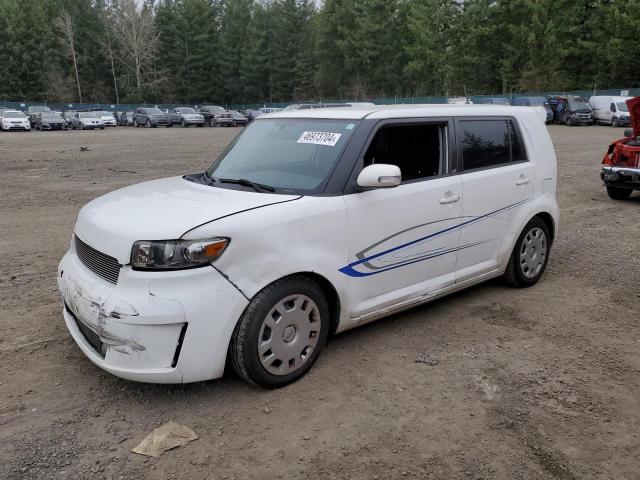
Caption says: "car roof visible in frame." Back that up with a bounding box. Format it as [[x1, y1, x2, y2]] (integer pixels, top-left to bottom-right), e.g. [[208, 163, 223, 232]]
[[262, 104, 540, 121]]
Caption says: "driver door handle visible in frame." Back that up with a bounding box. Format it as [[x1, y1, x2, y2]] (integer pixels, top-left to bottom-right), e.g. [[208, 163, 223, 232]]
[[516, 176, 531, 186], [439, 193, 460, 204]]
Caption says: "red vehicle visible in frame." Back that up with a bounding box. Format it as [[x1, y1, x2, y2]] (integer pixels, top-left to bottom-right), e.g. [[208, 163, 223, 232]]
[[601, 96, 640, 200]]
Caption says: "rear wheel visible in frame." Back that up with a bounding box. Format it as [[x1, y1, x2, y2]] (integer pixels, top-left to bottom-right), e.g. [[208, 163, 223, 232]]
[[504, 217, 550, 288], [606, 186, 632, 200], [230, 276, 330, 388]]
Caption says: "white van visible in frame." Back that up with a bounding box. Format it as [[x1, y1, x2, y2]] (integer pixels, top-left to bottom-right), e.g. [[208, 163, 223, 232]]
[[57, 105, 559, 387], [589, 96, 632, 127]]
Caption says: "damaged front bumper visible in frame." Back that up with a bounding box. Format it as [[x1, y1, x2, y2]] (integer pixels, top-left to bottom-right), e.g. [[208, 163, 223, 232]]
[[601, 166, 640, 190], [57, 246, 249, 383]]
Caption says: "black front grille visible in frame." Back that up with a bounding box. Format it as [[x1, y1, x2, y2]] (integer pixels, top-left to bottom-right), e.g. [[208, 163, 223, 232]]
[[75, 235, 121, 284], [66, 304, 106, 358]]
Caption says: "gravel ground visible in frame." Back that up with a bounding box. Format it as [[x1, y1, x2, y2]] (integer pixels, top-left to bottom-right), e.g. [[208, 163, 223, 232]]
[[0, 125, 638, 480]]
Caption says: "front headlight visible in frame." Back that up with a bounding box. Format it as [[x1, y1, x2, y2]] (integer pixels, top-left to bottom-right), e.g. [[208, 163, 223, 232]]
[[131, 238, 229, 270]]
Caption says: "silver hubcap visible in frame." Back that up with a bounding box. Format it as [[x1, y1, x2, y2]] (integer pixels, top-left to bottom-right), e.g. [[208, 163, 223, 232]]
[[258, 294, 321, 376], [519, 227, 547, 279]]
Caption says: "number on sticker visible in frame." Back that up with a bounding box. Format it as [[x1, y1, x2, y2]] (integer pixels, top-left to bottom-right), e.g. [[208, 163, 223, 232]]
[[297, 131, 342, 147]]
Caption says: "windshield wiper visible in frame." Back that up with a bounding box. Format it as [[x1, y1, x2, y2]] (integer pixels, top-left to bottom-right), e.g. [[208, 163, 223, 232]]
[[218, 178, 276, 192], [203, 171, 216, 184]]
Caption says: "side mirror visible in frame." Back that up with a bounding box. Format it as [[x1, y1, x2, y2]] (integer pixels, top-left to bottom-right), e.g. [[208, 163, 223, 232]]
[[357, 164, 401, 189]]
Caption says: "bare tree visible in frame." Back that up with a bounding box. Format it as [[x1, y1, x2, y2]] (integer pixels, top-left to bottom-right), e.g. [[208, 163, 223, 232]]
[[57, 9, 82, 103], [109, 0, 159, 98], [99, 6, 120, 104]]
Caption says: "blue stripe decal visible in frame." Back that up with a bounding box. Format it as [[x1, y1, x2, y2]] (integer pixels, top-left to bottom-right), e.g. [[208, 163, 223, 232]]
[[339, 196, 540, 278]]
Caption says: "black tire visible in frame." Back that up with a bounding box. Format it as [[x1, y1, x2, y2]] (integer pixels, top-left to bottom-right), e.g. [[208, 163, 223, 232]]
[[182, 120, 187, 128], [229, 276, 330, 388], [100, 126, 105, 130], [504, 216, 551, 288], [134, 120, 138, 128], [146, 119, 151, 128], [606, 186, 632, 200]]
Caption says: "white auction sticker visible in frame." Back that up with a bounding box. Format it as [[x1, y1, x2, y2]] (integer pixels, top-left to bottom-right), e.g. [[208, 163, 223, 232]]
[[297, 131, 342, 147]]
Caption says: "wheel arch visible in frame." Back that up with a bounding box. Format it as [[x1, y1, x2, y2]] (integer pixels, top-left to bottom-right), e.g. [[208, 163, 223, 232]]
[[534, 211, 555, 245], [295, 272, 342, 336]]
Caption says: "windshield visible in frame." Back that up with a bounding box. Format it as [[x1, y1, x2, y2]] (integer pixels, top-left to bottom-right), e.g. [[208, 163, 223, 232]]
[[4, 111, 26, 118], [42, 113, 61, 120], [616, 102, 629, 112], [29, 106, 49, 113], [79, 113, 98, 119], [207, 119, 359, 193], [568, 99, 591, 111], [146, 108, 162, 115], [180, 108, 197, 114]]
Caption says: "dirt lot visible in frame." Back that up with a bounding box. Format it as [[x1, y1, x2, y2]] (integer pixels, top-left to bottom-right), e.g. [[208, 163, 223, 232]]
[[0, 124, 638, 480]]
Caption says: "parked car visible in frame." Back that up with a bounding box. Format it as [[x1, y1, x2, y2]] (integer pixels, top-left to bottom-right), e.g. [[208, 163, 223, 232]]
[[118, 111, 135, 126], [259, 107, 282, 114], [1, 109, 31, 131], [57, 104, 558, 388], [600, 96, 640, 200], [198, 105, 226, 126], [133, 107, 171, 128], [170, 107, 205, 127], [589, 96, 632, 127], [282, 103, 323, 111], [69, 112, 104, 130], [229, 110, 249, 127], [547, 95, 594, 125], [88, 110, 117, 127], [28, 105, 52, 127], [240, 109, 263, 122], [62, 110, 78, 126], [212, 111, 234, 127], [448, 97, 473, 105], [34, 111, 68, 130], [512, 96, 554, 123]]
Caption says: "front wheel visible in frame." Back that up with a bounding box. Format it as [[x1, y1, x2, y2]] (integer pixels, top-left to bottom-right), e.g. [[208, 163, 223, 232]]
[[182, 120, 187, 128], [606, 186, 632, 200], [504, 217, 551, 288], [229, 276, 330, 388]]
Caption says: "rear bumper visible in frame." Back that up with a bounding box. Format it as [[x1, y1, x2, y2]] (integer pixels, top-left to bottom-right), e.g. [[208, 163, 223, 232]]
[[57, 247, 249, 383], [601, 166, 640, 190]]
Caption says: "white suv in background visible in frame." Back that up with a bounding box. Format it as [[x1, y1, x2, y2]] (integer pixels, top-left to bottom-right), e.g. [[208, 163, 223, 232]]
[[57, 104, 559, 388], [1, 109, 31, 131]]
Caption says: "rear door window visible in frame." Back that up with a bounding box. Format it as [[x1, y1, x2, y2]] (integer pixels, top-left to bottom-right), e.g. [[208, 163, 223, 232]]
[[457, 119, 527, 171]]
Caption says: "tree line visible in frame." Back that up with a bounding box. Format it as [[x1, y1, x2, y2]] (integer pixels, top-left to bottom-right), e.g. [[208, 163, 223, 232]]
[[0, 0, 637, 106]]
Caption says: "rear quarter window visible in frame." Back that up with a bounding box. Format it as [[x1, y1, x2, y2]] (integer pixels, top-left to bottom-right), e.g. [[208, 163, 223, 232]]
[[458, 119, 527, 171]]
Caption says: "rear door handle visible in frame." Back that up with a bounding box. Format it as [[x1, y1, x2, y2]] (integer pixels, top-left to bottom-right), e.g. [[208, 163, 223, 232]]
[[516, 176, 531, 186], [439, 193, 460, 204]]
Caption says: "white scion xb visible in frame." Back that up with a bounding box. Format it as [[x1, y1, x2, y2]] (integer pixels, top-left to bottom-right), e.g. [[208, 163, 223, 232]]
[[57, 105, 559, 388]]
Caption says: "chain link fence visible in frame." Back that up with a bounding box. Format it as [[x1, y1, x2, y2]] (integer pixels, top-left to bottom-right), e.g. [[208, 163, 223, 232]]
[[1, 88, 638, 113]]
